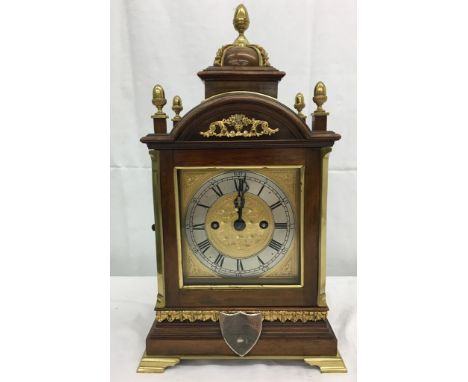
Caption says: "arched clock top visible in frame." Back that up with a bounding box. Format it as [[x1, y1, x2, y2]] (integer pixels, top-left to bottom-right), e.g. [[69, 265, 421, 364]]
[[141, 92, 340, 149]]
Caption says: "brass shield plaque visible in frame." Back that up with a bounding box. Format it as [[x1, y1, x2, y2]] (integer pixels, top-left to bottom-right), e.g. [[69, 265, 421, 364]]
[[219, 311, 263, 356]]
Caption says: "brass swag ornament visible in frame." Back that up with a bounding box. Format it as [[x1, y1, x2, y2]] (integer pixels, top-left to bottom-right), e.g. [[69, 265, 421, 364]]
[[138, 3, 346, 374], [200, 114, 278, 138]]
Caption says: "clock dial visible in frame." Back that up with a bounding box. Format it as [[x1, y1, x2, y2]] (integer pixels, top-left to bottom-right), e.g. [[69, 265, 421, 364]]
[[184, 171, 295, 277]]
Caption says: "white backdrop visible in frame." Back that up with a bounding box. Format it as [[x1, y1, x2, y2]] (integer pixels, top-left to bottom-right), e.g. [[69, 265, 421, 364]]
[[110, 0, 356, 276]]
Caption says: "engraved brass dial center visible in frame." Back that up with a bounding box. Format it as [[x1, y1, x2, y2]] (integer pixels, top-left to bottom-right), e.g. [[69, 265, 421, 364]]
[[205, 192, 273, 259]]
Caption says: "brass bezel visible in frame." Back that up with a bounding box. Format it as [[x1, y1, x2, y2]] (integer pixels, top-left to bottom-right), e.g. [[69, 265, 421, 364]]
[[174, 165, 305, 289]]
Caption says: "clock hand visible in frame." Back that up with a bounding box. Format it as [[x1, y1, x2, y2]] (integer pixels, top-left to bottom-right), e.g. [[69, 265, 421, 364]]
[[234, 175, 249, 231]]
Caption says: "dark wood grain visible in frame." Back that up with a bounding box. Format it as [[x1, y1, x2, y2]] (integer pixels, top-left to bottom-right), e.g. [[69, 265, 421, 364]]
[[157, 148, 321, 308], [146, 320, 337, 356], [198, 66, 286, 98]]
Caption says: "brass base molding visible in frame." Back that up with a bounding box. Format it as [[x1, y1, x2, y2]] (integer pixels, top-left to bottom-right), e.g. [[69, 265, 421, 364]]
[[304, 352, 347, 373], [156, 310, 327, 323], [137, 354, 180, 373], [137, 352, 346, 374]]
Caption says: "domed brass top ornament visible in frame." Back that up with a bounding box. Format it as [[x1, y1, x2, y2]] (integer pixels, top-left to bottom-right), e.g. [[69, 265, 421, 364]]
[[213, 4, 270, 67], [233, 4, 250, 46]]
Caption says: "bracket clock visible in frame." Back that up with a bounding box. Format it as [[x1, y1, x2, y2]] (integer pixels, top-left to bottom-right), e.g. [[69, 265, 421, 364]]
[[138, 4, 346, 373]]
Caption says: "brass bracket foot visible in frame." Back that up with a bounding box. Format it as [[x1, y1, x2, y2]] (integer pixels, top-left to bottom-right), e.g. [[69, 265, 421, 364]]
[[304, 352, 347, 373], [137, 353, 180, 373]]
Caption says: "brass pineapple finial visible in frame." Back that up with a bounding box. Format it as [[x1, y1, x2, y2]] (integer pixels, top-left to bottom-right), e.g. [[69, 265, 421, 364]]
[[152, 84, 168, 119], [312, 81, 329, 115], [294, 93, 306, 120], [233, 4, 250, 46], [171, 95, 183, 122]]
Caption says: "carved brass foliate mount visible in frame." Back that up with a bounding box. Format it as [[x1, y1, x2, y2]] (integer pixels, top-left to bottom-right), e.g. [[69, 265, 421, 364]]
[[200, 114, 278, 138], [156, 310, 327, 323]]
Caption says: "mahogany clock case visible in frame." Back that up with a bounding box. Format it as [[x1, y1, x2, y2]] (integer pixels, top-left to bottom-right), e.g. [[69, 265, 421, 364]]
[[140, 91, 341, 357], [155, 148, 320, 308], [141, 92, 340, 310]]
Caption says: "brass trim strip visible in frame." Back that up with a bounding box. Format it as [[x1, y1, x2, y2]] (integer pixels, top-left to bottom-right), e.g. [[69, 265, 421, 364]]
[[156, 310, 327, 322], [137, 352, 346, 374], [317, 148, 332, 307], [150, 150, 165, 308]]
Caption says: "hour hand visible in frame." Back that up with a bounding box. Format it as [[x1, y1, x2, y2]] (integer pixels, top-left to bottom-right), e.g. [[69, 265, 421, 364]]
[[233, 176, 248, 231]]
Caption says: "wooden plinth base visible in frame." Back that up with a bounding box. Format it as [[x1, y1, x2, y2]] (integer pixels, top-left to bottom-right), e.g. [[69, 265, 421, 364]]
[[138, 319, 346, 373]]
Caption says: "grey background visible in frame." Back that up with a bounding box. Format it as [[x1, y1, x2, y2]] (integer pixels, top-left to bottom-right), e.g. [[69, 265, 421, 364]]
[[110, 0, 356, 276]]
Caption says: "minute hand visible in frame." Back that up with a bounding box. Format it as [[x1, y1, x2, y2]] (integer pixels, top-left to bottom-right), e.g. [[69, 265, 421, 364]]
[[234, 177, 248, 231]]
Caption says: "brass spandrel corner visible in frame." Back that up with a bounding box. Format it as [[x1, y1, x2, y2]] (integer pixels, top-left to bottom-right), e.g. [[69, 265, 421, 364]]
[[317, 147, 332, 307], [304, 352, 347, 373], [149, 150, 165, 308], [156, 310, 327, 323], [200, 114, 278, 138], [137, 353, 180, 373]]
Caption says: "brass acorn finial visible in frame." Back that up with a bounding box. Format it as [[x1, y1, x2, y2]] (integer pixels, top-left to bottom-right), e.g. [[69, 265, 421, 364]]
[[313, 81, 329, 115], [152, 84, 168, 119], [294, 93, 306, 119], [233, 4, 250, 46], [171, 95, 183, 122]]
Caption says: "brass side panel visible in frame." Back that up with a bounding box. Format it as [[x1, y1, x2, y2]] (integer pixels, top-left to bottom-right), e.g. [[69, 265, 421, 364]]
[[317, 148, 332, 307], [150, 150, 165, 308]]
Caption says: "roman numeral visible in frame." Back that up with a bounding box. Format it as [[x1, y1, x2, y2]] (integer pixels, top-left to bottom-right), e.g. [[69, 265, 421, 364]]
[[192, 223, 205, 230], [197, 203, 210, 209], [237, 259, 244, 271], [274, 222, 288, 229], [270, 201, 282, 210], [197, 239, 211, 254], [257, 256, 265, 265], [211, 184, 223, 197], [214, 253, 224, 267], [257, 184, 265, 196], [268, 239, 282, 251]]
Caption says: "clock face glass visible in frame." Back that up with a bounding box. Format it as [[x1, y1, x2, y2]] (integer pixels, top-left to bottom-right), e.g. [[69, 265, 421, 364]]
[[177, 167, 303, 286]]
